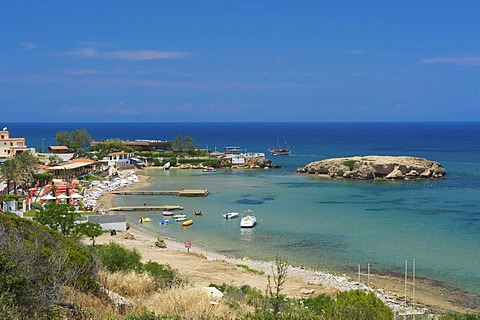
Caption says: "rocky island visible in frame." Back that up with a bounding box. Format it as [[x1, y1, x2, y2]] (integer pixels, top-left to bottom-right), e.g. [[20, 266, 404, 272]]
[[296, 155, 446, 180]]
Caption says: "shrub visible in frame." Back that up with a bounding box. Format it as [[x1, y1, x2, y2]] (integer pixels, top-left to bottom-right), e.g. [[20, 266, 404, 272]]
[[0, 214, 98, 318], [342, 159, 358, 170], [302, 293, 333, 315], [142, 260, 182, 288], [30, 202, 43, 210], [93, 242, 142, 272], [323, 289, 393, 320]]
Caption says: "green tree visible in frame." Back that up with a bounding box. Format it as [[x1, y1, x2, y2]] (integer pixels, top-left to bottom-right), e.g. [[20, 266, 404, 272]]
[[75, 222, 104, 246], [0, 159, 17, 194], [55, 129, 92, 151], [103, 138, 124, 152], [0, 152, 38, 194], [33, 172, 53, 186], [323, 289, 393, 320], [36, 203, 80, 235], [172, 134, 182, 152], [14, 151, 38, 189], [55, 130, 70, 146], [71, 129, 92, 149], [183, 135, 195, 152]]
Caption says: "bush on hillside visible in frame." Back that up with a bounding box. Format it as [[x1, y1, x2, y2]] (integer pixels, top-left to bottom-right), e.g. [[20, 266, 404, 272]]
[[323, 289, 393, 320], [0, 214, 99, 318], [93, 242, 142, 272]]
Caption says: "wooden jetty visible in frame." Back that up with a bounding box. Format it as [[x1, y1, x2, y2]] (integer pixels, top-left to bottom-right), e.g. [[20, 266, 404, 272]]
[[110, 189, 209, 197], [107, 205, 184, 212]]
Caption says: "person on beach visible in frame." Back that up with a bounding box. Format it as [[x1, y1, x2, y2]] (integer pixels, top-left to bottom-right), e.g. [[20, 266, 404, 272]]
[[139, 217, 143, 224], [144, 201, 146, 206]]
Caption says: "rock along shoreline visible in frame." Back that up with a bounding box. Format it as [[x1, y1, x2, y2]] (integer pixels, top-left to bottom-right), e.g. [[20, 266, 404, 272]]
[[297, 155, 446, 180]]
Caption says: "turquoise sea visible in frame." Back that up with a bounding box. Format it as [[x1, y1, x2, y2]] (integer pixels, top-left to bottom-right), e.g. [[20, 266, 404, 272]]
[[10, 122, 480, 295]]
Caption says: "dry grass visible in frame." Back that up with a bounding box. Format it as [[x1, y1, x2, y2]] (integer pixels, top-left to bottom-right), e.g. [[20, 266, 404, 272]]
[[62, 286, 118, 319], [142, 283, 240, 319], [99, 269, 157, 297], [61, 269, 246, 319]]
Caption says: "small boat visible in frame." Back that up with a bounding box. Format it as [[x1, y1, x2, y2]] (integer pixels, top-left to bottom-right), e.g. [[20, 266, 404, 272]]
[[140, 217, 152, 223], [222, 212, 240, 219], [163, 162, 171, 170], [202, 166, 216, 172], [160, 219, 171, 225], [194, 210, 202, 216], [269, 147, 291, 156], [269, 135, 291, 155], [162, 211, 173, 216], [175, 217, 187, 222], [182, 219, 193, 226], [173, 214, 186, 219], [240, 209, 257, 228]]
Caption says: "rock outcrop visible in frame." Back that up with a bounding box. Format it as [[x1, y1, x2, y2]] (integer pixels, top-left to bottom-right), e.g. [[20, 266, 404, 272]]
[[296, 156, 446, 180]]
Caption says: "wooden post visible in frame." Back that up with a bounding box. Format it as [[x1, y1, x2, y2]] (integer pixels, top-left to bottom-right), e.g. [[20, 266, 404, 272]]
[[405, 259, 408, 320], [358, 264, 361, 282], [413, 258, 416, 320], [367, 263, 370, 287]]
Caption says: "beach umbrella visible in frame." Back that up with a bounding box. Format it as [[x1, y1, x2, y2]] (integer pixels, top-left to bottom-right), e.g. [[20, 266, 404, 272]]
[[56, 193, 70, 200], [41, 193, 56, 200], [70, 192, 84, 199]]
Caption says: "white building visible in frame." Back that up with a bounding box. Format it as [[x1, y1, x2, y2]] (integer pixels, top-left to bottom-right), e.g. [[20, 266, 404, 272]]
[[0, 127, 30, 159], [104, 151, 134, 167]]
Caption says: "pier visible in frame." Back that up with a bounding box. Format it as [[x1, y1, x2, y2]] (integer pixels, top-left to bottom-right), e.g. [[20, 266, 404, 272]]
[[109, 189, 209, 197], [107, 205, 184, 212]]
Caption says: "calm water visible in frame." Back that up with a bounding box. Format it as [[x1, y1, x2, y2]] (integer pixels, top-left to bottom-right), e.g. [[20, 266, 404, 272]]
[[8, 122, 480, 294]]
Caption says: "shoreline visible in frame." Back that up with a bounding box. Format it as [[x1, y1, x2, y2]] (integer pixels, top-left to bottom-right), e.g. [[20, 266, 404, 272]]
[[95, 167, 480, 315]]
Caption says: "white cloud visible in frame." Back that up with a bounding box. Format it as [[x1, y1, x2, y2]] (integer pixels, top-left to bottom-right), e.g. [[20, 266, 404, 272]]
[[420, 54, 480, 66], [19, 42, 37, 51], [346, 49, 369, 56], [57, 102, 141, 115], [61, 68, 100, 75], [106, 50, 188, 61], [59, 47, 188, 61]]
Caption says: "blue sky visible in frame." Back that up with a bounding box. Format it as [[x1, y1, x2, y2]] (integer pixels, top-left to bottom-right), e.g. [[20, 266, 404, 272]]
[[1, 1, 480, 122]]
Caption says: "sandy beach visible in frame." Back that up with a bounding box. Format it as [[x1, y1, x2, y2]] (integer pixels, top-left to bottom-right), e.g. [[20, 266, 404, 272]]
[[93, 168, 480, 315]]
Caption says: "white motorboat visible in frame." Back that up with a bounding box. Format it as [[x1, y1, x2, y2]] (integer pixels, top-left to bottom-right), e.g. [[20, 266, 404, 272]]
[[163, 162, 171, 170], [240, 210, 257, 228], [222, 212, 240, 219]]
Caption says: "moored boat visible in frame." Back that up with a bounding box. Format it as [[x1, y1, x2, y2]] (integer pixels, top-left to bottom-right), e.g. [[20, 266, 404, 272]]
[[194, 210, 202, 215], [162, 211, 173, 216], [222, 212, 240, 219], [175, 217, 187, 222], [182, 219, 193, 226], [240, 209, 257, 228], [240, 215, 257, 228], [269, 135, 291, 155], [140, 217, 152, 222], [160, 219, 171, 225]]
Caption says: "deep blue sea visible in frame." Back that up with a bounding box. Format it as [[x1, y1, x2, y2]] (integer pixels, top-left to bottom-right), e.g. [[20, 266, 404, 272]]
[[7, 122, 480, 294]]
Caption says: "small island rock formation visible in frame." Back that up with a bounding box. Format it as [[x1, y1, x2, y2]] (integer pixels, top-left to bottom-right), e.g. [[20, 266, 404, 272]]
[[296, 155, 446, 180]]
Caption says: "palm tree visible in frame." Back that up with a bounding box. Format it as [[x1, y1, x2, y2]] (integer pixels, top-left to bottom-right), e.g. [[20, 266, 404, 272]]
[[0, 159, 17, 194], [14, 152, 38, 191]]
